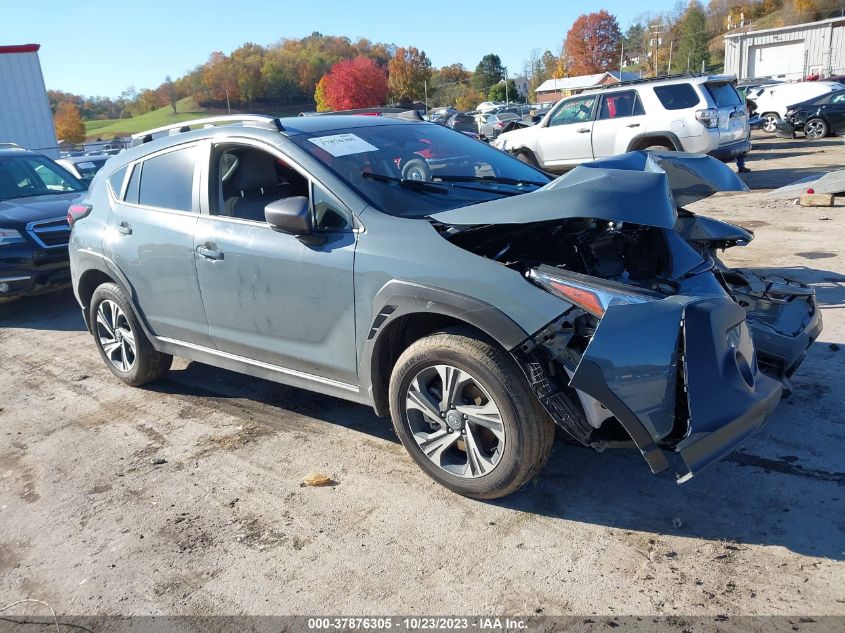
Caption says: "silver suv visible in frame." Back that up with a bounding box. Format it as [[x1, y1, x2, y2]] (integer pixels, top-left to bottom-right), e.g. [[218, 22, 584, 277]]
[[69, 115, 819, 499], [493, 74, 750, 171]]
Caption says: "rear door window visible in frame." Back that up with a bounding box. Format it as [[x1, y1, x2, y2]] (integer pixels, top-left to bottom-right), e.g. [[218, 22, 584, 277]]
[[653, 84, 700, 110], [138, 146, 196, 212], [597, 90, 645, 119], [705, 82, 742, 107]]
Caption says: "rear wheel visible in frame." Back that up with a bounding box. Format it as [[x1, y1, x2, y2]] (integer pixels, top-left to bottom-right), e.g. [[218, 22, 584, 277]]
[[804, 118, 829, 139], [90, 283, 172, 386], [388, 328, 554, 499], [642, 143, 672, 152], [761, 112, 780, 133]]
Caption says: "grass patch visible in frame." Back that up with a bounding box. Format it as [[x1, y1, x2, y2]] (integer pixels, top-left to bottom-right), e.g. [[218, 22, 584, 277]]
[[84, 97, 209, 139]]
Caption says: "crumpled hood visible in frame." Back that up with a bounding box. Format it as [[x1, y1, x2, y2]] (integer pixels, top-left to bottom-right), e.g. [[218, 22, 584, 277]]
[[0, 192, 82, 228], [430, 151, 748, 228]]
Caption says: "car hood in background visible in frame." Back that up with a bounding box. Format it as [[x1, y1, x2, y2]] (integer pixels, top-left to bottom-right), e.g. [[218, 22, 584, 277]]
[[431, 151, 748, 228], [0, 192, 82, 228]]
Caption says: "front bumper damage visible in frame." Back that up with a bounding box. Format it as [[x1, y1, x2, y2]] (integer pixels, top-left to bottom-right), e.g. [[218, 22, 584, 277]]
[[518, 290, 783, 482]]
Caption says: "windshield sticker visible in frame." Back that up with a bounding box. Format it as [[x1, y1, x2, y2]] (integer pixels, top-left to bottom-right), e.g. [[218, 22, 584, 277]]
[[308, 133, 378, 157]]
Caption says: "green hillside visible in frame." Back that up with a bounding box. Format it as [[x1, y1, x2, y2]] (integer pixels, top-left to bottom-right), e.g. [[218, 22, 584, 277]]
[[84, 97, 210, 139]]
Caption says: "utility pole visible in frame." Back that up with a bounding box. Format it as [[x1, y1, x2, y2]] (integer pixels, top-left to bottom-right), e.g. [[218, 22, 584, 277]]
[[424, 80, 428, 117], [619, 40, 625, 75], [650, 22, 665, 77]]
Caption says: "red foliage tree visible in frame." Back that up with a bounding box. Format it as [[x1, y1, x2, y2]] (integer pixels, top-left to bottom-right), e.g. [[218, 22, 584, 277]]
[[318, 56, 389, 111], [564, 11, 622, 76]]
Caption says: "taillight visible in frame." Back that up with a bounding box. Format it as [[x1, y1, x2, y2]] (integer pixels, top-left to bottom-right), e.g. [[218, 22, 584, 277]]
[[695, 108, 719, 129], [67, 203, 93, 227]]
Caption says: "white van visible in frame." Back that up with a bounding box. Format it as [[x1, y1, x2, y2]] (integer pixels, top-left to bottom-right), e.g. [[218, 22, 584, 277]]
[[749, 81, 845, 132]]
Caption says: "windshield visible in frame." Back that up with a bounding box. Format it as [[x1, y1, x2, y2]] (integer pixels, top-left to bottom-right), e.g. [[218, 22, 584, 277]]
[[290, 122, 551, 217], [0, 155, 86, 201]]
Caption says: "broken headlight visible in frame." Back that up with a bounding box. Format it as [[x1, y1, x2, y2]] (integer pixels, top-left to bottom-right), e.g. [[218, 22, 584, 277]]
[[527, 267, 659, 318]]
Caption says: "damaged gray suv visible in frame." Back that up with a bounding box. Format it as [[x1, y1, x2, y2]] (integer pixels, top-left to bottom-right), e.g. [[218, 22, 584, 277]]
[[69, 114, 822, 499]]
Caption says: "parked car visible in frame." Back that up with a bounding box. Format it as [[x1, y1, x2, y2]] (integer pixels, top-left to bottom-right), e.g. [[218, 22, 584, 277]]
[[56, 154, 111, 187], [736, 78, 782, 98], [69, 115, 820, 499], [446, 112, 480, 136], [500, 119, 533, 135], [775, 90, 845, 139], [476, 101, 501, 113], [746, 81, 844, 132], [0, 148, 86, 300], [478, 112, 520, 140], [493, 75, 750, 172]]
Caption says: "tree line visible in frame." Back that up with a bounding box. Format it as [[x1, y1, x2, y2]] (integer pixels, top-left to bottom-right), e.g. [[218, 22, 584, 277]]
[[52, 0, 841, 140]]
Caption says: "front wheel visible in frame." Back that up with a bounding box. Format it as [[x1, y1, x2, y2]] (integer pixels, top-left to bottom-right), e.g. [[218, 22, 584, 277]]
[[388, 328, 554, 499], [90, 283, 172, 386], [804, 118, 829, 139], [761, 112, 780, 133]]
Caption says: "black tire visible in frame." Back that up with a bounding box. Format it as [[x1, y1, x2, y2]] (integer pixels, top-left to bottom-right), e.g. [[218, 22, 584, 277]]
[[516, 150, 539, 167], [388, 327, 554, 499], [400, 157, 431, 181], [804, 117, 829, 139], [89, 282, 172, 386], [642, 143, 672, 152]]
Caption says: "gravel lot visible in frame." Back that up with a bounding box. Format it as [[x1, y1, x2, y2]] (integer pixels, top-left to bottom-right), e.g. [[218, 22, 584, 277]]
[[1, 133, 843, 618]]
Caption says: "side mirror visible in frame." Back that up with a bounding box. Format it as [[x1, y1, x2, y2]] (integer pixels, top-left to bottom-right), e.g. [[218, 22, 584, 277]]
[[265, 196, 312, 235]]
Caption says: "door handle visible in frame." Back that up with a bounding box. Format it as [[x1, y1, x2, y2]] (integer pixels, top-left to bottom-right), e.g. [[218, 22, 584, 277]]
[[577, 128, 590, 133], [115, 222, 132, 236], [626, 123, 641, 128], [196, 245, 224, 261]]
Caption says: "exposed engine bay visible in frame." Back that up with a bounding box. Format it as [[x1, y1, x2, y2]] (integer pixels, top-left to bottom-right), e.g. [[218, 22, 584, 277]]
[[430, 151, 823, 480]]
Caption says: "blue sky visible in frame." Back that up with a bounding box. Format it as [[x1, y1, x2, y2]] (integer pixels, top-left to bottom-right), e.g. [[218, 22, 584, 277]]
[[3, 0, 676, 97]]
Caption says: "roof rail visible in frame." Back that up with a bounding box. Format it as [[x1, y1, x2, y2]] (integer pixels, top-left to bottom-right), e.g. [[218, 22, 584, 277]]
[[130, 115, 284, 146], [597, 72, 704, 89]]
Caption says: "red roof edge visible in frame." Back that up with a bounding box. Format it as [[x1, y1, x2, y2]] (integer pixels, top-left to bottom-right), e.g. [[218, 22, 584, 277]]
[[0, 44, 41, 55]]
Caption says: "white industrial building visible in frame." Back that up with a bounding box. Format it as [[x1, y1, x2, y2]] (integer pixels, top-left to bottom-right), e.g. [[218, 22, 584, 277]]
[[0, 44, 58, 158], [723, 16, 845, 81]]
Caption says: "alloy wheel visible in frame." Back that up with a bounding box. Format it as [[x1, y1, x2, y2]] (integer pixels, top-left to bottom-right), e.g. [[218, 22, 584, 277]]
[[804, 119, 826, 139], [95, 299, 136, 371], [404, 364, 505, 478], [762, 114, 779, 133]]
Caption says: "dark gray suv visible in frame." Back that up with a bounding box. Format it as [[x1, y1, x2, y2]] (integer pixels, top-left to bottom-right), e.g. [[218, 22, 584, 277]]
[[69, 115, 820, 499]]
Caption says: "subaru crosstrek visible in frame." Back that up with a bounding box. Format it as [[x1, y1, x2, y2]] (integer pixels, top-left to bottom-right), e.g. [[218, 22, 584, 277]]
[[69, 115, 820, 498]]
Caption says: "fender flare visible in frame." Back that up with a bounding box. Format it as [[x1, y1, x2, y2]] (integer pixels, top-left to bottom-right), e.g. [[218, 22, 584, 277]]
[[360, 280, 529, 416], [74, 252, 157, 344], [625, 132, 684, 152]]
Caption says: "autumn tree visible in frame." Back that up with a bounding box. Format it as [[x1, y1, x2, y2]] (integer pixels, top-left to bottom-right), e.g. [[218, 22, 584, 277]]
[[314, 76, 330, 111], [388, 46, 432, 102], [54, 102, 85, 143], [677, 1, 711, 72], [231, 43, 266, 106], [455, 87, 485, 112], [564, 11, 622, 75], [317, 56, 389, 111], [472, 54, 506, 92]]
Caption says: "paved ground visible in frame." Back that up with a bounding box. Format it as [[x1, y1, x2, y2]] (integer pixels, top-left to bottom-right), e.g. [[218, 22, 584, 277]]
[[1, 132, 843, 618]]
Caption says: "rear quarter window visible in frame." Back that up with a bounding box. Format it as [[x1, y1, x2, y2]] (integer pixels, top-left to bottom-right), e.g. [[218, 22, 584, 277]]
[[653, 84, 701, 110], [107, 165, 128, 198], [705, 82, 742, 107]]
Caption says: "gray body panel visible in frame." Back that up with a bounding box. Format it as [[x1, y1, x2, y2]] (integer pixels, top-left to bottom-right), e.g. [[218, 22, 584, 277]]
[[193, 216, 358, 383], [103, 201, 213, 348]]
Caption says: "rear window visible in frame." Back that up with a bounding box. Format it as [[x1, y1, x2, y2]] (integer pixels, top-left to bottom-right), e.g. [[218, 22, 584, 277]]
[[705, 82, 742, 107], [138, 146, 196, 212], [653, 84, 700, 110]]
